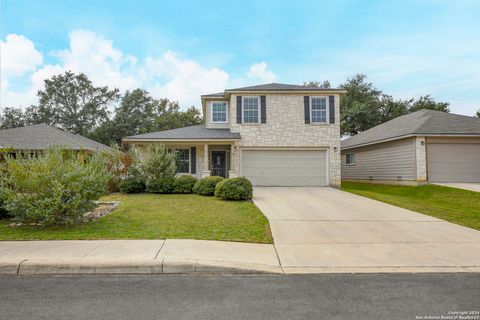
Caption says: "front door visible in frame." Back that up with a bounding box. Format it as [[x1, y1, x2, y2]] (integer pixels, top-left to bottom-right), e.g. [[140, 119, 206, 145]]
[[211, 151, 226, 177]]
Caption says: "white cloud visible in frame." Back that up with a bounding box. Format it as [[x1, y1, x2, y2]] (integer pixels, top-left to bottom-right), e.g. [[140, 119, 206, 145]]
[[246, 62, 277, 83], [1, 34, 43, 78], [1, 30, 278, 110], [146, 51, 229, 106]]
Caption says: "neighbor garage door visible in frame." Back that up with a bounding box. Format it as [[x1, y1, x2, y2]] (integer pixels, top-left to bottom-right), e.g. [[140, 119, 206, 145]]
[[427, 142, 480, 182], [241, 149, 327, 186]]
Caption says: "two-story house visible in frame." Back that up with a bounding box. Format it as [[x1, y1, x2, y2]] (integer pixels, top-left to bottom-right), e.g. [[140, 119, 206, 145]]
[[123, 83, 344, 187]]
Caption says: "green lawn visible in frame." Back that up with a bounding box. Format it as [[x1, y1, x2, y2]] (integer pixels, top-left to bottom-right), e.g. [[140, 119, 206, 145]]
[[0, 194, 273, 243], [342, 181, 480, 231]]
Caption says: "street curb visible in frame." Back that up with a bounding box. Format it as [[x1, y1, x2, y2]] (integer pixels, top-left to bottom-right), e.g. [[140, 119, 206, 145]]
[[1, 259, 283, 276]]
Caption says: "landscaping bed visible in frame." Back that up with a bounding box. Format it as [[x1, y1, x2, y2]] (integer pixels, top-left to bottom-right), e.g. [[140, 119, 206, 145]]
[[342, 181, 480, 231], [0, 193, 273, 243]]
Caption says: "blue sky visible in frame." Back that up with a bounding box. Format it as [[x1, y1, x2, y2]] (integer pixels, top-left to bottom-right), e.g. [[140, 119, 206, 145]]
[[1, 0, 479, 115]]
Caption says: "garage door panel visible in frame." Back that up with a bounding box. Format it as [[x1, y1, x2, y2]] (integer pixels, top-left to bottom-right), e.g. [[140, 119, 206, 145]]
[[427, 143, 480, 183], [241, 150, 327, 187]]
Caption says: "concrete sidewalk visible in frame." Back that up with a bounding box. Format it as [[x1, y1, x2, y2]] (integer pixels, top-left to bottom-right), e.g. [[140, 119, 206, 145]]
[[0, 239, 282, 275]]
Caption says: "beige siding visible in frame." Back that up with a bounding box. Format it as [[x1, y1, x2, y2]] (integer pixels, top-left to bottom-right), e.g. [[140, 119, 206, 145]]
[[341, 137, 416, 181]]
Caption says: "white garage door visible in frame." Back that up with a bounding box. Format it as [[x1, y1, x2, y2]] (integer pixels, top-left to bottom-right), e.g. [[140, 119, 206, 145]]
[[427, 143, 480, 182], [241, 149, 327, 186]]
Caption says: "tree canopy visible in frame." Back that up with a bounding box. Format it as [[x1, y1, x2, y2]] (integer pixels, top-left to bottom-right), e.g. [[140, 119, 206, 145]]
[[0, 71, 203, 145], [339, 74, 449, 135]]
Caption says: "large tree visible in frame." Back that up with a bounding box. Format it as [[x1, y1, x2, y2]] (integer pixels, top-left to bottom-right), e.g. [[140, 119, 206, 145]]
[[0, 71, 120, 134], [88, 89, 203, 145], [476, 109, 480, 118], [337, 74, 449, 136], [37, 71, 120, 135]]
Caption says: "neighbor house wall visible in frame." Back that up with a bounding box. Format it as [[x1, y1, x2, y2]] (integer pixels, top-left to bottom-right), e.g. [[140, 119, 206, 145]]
[[341, 137, 417, 182], [228, 93, 341, 187]]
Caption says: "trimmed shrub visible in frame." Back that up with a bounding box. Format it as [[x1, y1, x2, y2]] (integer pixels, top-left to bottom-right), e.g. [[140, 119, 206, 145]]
[[0, 148, 111, 226], [147, 176, 176, 194], [214, 177, 253, 200], [119, 177, 146, 193], [174, 175, 197, 194], [193, 176, 224, 196]]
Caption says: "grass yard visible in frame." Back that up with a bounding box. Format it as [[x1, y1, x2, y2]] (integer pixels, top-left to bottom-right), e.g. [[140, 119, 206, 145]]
[[0, 194, 273, 243], [342, 181, 480, 231]]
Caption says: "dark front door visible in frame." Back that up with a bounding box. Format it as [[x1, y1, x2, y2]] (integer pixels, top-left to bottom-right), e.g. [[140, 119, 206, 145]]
[[211, 151, 226, 177]]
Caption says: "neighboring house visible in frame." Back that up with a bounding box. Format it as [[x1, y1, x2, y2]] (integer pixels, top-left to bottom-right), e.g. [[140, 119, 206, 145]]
[[0, 124, 113, 155], [341, 109, 480, 184], [123, 83, 344, 187]]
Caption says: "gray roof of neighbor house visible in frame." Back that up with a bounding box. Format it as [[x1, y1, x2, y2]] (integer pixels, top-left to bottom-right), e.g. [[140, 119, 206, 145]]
[[342, 109, 480, 150], [123, 125, 241, 141], [0, 124, 113, 152], [201, 83, 345, 98]]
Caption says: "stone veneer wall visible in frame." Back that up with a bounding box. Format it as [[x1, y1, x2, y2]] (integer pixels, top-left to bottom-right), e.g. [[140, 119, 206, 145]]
[[228, 93, 341, 187], [415, 136, 427, 182]]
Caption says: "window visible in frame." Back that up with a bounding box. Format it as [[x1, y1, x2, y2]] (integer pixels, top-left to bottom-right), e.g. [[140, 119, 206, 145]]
[[346, 153, 355, 165], [243, 96, 260, 123], [310, 97, 328, 123], [211, 102, 228, 123], [175, 149, 190, 173]]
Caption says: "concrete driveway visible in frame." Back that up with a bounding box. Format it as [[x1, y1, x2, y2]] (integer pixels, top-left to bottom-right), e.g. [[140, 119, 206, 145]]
[[434, 183, 480, 192], [253, 187, 480, 273]]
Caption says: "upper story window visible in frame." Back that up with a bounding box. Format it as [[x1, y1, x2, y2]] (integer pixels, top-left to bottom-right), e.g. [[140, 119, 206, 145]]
[[345, 152, 355, 165], [243, 96, 260, 123], [211, 102, 228, 123], [175, 149, 190, 173], [310, 97, 328, 123]]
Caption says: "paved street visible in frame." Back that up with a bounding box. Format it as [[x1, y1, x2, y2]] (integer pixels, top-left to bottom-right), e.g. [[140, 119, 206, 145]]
[[0, 274, 479, 320]]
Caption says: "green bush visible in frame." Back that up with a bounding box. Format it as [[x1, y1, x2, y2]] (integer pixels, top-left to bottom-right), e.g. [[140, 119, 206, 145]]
[[214, 177, 253, 200], [193, 176, 224, 196], [0, 148, 111, 226], [140, 145, 176, 184], [119, 177, 146, 193], [0, 198, 11, 220], [174, 175, 197, 194], [147, 176, 176, 194]]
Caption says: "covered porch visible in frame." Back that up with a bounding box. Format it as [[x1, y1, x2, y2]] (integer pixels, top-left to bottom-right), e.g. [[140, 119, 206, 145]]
[[162, 142, 239, 179], [122, 125, 242, 179]]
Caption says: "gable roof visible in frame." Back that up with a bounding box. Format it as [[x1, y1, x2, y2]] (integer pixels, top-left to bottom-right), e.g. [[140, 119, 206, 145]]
[[0, 124, 113, 152], [201, 82, 345, 99], [123, 125, 241, 141], [342, 109, 480, 150]]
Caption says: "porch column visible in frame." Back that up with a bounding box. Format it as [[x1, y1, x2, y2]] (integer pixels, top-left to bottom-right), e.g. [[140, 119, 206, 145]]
[[201, 144, 211, 178], [228, 143, 238, 178]]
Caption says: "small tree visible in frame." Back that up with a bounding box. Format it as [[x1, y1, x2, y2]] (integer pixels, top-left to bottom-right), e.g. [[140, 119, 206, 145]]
[[140, 145, 176, 184]]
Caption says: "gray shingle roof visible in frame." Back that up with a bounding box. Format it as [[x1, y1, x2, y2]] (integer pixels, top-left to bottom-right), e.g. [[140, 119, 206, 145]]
[[0, 124, 113, 152], [342, 109, 480, 150], [123, 125, 241, 141], [226, 83, 345, 92], [202, 83, 345, 98]]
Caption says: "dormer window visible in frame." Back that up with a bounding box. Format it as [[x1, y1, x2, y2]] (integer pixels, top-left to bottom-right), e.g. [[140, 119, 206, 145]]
[[211, 102, 228, 123]]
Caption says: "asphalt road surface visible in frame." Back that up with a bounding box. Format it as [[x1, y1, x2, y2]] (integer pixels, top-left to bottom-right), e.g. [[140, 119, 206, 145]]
[[0, 274, 479, 320]]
